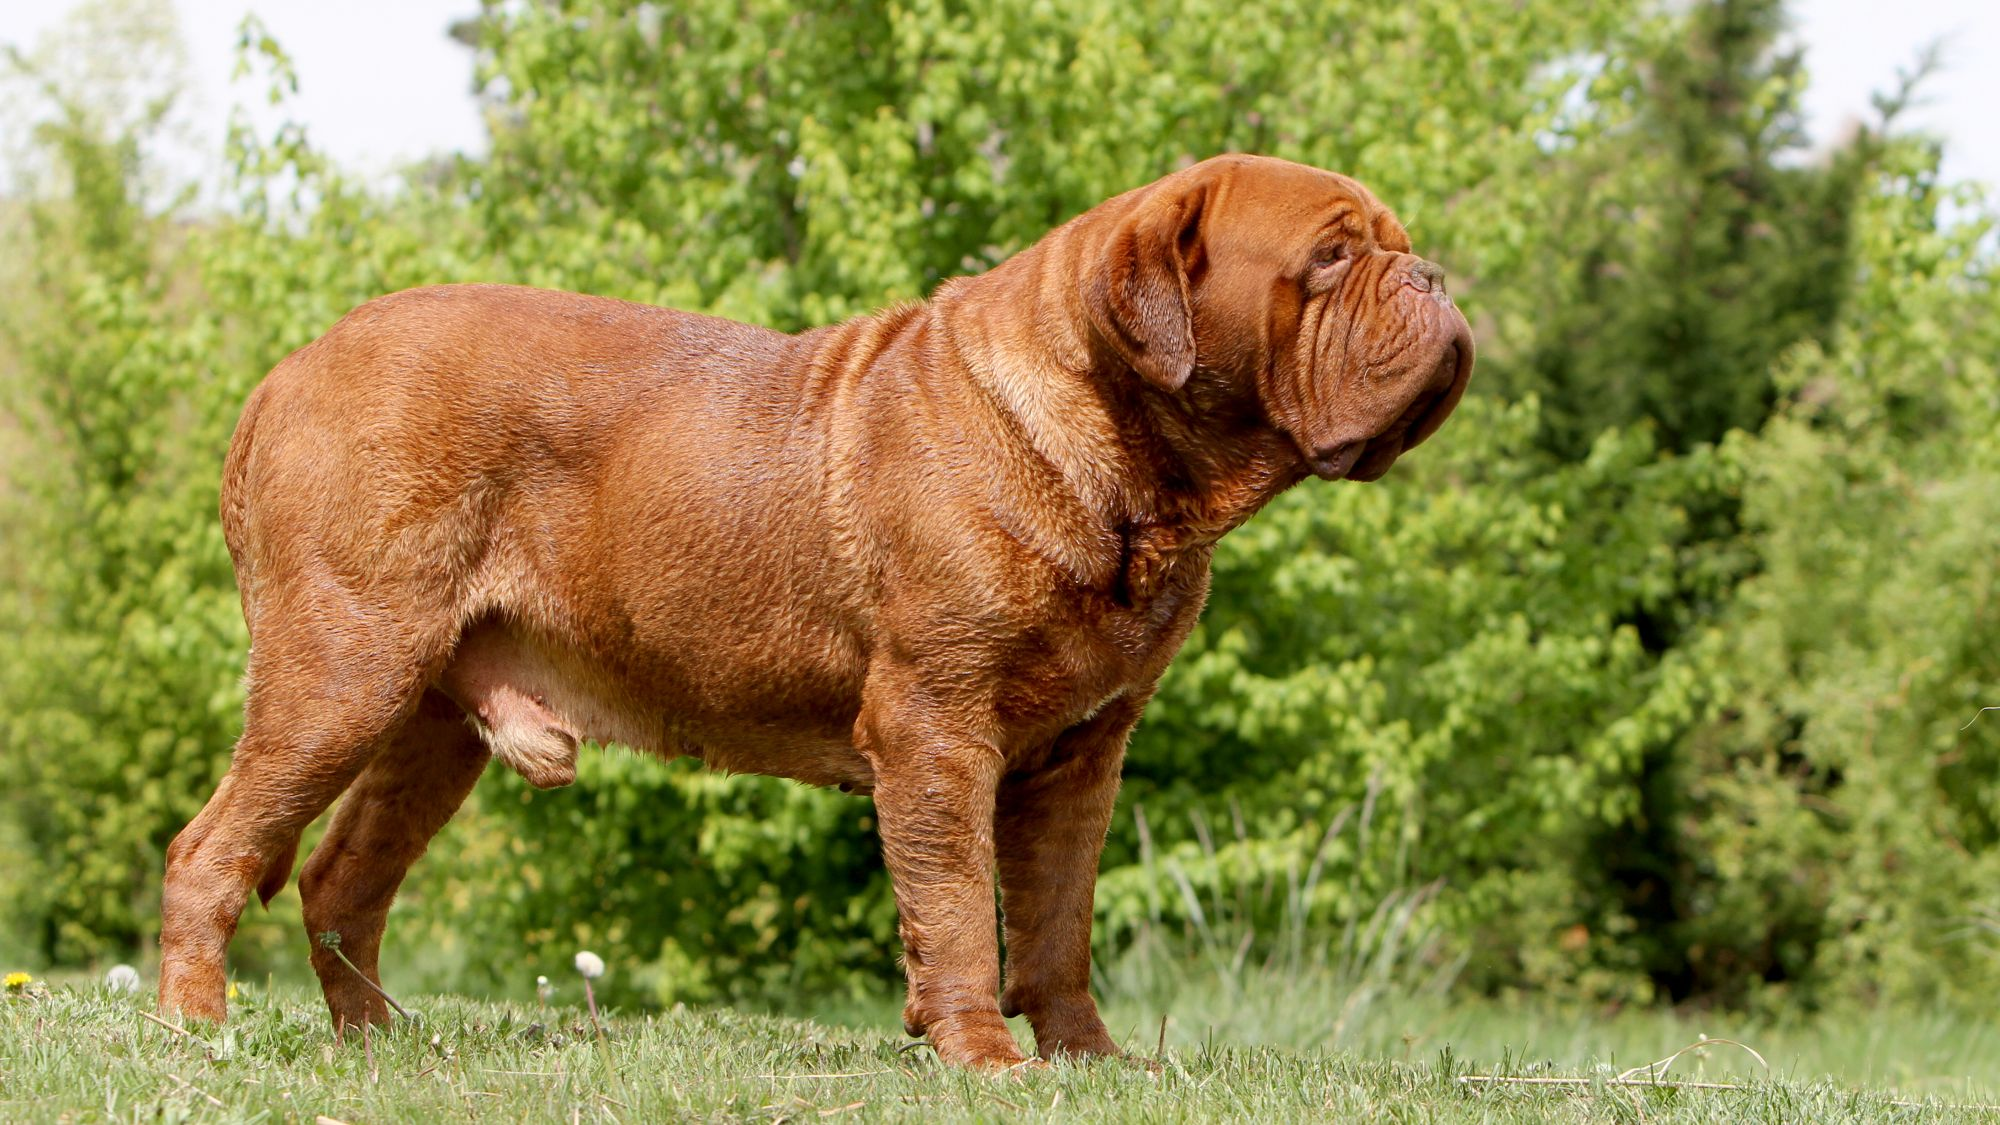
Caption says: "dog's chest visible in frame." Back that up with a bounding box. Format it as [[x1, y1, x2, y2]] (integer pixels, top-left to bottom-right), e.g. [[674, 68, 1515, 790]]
[[994, 566, 1209, 739]]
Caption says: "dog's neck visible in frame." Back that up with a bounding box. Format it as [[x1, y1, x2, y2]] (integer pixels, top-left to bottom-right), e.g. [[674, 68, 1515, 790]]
[[1109, 384, 1311, 602], [931, 256, 1308, 601]]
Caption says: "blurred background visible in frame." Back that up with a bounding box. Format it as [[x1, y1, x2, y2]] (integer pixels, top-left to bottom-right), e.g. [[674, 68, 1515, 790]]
[[1, 0, 1995, 1089]]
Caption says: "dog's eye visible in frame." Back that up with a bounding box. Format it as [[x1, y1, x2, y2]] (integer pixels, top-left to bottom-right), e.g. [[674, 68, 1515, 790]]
[[1309, 244, 1349, 270]]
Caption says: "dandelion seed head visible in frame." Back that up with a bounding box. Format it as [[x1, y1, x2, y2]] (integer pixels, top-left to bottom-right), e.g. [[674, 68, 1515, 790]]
[[104, 964, 141, 993], [574, 950, 605, 979]]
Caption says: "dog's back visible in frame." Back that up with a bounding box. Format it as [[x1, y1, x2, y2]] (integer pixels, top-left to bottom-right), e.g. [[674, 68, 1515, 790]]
[[224, 283, 828, 619]]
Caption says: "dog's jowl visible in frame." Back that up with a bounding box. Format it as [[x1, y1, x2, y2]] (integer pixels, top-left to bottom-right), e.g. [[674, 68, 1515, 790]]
[[158, 154, 1473, 1070]]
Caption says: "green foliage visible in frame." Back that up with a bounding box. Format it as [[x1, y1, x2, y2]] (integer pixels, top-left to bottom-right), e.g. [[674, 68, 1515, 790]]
[[458, 0, 1626, 324], [1108, 396, 1733, 1004], [1493, 0, 1860, 455], [1, 0, 1995, 1025], [426, 755, 897, 1007], [1663, 137, 2000, 1007], [0, 9, 243, 964]]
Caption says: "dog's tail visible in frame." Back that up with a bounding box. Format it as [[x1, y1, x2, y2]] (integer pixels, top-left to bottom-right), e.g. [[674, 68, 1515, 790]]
[[219, 380, 267, 568], [220, 378, 273, 643]]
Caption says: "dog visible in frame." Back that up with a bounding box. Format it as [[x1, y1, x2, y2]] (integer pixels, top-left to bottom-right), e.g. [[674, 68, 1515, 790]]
[[158, 153, 1473, 1069]]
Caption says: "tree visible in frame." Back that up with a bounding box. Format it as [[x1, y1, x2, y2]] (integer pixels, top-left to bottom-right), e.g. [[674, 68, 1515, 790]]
[[0, 0, 243, 964], [1497, 0, 1858, 457]]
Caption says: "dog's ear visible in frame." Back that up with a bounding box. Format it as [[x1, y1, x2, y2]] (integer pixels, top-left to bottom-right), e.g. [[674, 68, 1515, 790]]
[[1083, 182, 1206, 392]]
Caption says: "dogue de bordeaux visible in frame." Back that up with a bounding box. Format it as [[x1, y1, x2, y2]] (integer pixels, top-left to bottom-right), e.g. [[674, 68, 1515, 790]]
[[158, 153, 1473, 1069]]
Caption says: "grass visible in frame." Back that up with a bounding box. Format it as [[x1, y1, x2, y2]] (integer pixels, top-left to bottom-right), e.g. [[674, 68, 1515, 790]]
[[3, 981, 1997, 1123], [8, 801, 1993, 1121], [12, 790, 1988, 1122]]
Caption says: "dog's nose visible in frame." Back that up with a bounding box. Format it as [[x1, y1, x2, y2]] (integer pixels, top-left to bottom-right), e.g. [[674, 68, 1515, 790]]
[[1406, 259, 1447, 295], [1307, 440, 1366, 480]]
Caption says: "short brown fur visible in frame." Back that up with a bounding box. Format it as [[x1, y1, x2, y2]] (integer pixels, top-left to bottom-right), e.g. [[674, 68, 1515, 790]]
[[159, 155, 1473, 1068]]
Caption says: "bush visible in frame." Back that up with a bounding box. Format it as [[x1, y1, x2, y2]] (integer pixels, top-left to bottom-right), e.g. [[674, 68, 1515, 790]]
[[1664, 139, 2000, 1008]]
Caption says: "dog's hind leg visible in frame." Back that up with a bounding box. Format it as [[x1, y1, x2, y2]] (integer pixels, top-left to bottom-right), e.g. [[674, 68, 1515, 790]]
[[297, 689, 488, 1036], [158, 611, 449, 1025]]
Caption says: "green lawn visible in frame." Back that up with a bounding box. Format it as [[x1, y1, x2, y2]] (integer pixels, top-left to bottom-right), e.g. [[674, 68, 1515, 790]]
[[3, 982, 1996, 1123]]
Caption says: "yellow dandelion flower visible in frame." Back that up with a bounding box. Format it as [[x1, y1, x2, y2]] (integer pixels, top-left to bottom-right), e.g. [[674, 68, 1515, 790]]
[[3, 972, 30, 991], [227, 981, 240, 1000]]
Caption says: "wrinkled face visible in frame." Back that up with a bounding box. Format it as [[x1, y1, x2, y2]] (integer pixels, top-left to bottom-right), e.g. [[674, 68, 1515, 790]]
[[1086, 155, 1474, 482], [1199, 158, 1473, 481]]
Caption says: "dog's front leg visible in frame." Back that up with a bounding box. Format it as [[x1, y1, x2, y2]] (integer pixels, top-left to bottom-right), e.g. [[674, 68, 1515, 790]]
[[995, 695, 1141, 1060], [857, 692, 1024, 1070]]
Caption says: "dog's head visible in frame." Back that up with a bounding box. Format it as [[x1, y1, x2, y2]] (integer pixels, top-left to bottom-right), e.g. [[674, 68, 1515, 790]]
[[1082, 154, 1474, 482]]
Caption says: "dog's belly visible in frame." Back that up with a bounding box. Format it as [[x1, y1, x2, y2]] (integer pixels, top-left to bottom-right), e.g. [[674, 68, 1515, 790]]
[[437, 621, 874, 791]]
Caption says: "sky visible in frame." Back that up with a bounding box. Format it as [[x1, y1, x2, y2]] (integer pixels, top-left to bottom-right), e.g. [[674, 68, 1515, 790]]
[[1, 0, 1995, 193]]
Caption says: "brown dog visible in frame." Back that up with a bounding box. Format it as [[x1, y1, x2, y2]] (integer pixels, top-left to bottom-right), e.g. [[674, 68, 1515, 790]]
[[158, 154, 1471, 1068]]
